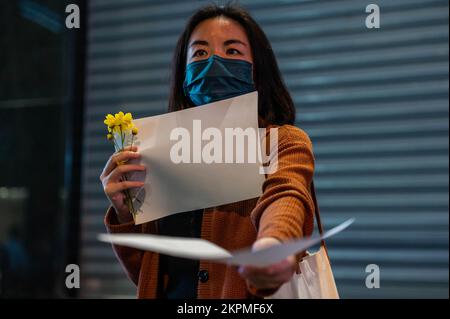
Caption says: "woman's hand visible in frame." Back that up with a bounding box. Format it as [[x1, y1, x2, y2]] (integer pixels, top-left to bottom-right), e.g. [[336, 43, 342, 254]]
[[100, 146, 146, 223], [238, 237, 296, 291]]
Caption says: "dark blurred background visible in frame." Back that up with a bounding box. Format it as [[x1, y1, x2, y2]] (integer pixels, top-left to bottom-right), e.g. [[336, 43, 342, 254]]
[[0, 0, 448, 299], [0, 0, 84, 297]]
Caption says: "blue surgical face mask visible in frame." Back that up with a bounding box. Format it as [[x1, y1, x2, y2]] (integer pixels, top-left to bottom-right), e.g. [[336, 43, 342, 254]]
[[183, 55, 256, 106]]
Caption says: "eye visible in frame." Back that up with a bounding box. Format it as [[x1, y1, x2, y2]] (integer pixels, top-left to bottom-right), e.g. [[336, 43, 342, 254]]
[[226, 48, 242, 55], [193, 49, 208, 58]]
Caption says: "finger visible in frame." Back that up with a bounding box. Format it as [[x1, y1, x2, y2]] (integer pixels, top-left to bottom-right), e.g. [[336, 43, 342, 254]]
[[245, 276, 282, 290], [242, 269, 289, 289], [239, 261, 295, 282], [267, 259, 296, 275], [122, 145, 138, 152], [101, 151, 141, 178], [239, 265, 275, 277], [108, 164, 146, 183], [112, 150, 141, 166], [107, 180, 145, 194], [262, 261, 296, 283], [249, 258, 296, 275], [239, 267, 282, 284]]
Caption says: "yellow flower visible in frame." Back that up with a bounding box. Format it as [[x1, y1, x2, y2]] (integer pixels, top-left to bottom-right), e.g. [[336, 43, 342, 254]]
[[103, 114, 116, 128], [113, 111, 134, 132], [123, 112, 133, 125], [114, 111, 124, 126], [122, 113, 134, 131], [107, 133, 113, 140], [104, 111, 137, 141]]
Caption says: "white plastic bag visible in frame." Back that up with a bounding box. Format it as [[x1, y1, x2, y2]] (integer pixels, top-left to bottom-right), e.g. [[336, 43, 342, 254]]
[[266, 245, 339, 299]]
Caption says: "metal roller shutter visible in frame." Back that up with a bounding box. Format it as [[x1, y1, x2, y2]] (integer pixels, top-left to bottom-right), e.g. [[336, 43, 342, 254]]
[[81, 0, 449, 298]]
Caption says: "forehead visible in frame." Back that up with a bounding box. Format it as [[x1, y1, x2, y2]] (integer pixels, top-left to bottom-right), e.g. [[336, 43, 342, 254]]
[[189, 17, 249, 43]]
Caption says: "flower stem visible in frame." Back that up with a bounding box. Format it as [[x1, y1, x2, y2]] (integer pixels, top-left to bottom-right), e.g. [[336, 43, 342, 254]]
[[117, 126, 136, 222]]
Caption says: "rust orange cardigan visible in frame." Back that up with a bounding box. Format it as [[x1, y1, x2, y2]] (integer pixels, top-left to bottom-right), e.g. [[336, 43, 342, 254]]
[[104, 124, 316, 299]]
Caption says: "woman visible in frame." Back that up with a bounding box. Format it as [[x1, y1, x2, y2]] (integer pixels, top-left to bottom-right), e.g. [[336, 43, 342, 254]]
[[100, 4, 315, 299]]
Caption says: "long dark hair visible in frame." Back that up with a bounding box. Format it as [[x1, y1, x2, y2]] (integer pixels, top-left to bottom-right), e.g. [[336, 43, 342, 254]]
[[168, 3, 295, 126]]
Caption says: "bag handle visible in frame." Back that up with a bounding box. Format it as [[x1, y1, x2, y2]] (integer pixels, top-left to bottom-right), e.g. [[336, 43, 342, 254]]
[[310, 181, 329, 255]]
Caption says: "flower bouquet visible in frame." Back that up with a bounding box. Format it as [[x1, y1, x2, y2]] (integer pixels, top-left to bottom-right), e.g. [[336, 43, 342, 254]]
[[103, 111, 139, 222]]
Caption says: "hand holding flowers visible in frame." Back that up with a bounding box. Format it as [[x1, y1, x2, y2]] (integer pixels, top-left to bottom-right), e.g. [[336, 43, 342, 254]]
[[100, 112, 145, 223]]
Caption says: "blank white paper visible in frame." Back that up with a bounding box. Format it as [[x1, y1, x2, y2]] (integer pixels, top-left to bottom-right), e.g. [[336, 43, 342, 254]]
[[98, 219, 354, 267], [128, 92, 265, 224]]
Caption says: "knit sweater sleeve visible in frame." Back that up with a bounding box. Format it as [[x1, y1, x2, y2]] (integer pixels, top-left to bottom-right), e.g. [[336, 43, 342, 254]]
[[104, 207, 156, 285], [250, 125, 315, 241], [247, 125, 316, 297]]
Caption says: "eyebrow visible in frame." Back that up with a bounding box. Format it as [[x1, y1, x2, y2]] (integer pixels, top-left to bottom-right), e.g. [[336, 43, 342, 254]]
[[189, 40, 209, 47], [224, 39, 247, 46], [189, 39, 247, 48]]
